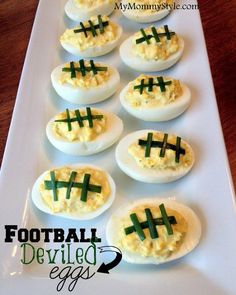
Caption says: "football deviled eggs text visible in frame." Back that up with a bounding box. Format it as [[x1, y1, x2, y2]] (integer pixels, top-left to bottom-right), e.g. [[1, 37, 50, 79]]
[[60, 15, 122, 57], [121, 0, 173, 23], [46, 107, 123, 156], [106, 198, 201, 264], [116, 130, 195, 183], [32, 164, 116, 220], [120, 25, 184, 71], [120, 74, 191, 121], [51, 59, 120, 104], [65, 0, 115, 22]]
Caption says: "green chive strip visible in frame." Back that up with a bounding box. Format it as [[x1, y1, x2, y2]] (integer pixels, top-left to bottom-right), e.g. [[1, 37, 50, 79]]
[[88, 20, 97, 37], [62, 60, 107, 78], [98, 15, 104, 34], [175, 137, 181, 163], [159, 203, 173, 235], [74, 21, 109, 36], [55, 109, 104, 128], [140, 79, 145, 94], [80, 174, 91, 202], [90, 60, 97, 75], [145, 132, 153, 157], [151, 26, 160, 42], [125, 215, 176, 235], [136, 33, 152, 44], [66, 171, 77, 199], [160, 133, 168, 158], [79, 22, 87, 37], [44, 179, 101, 193], [148, 78, 153, 92], [145, 208, 158, 239], [164, 25, 171, 40], [139, 137, 185, 155], [69, 61, 76, 78], [130, 213, 146, 241], [86, 107, 93, 128], [157, 76, 172, 92], [75, 109, 84, 127], [134, 80, 146, 93], [135, 25, 175, 44], [91, 65, 108, 72], [66, 109, 72, 131], [140, 28, 150, 44], [49, 171, 58, 201], [133, 76, 172, 94], [79, 59, 86, 76]]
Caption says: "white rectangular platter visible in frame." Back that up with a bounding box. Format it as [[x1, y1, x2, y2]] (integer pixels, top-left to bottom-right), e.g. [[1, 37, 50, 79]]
[[0, 0, 236, 294]]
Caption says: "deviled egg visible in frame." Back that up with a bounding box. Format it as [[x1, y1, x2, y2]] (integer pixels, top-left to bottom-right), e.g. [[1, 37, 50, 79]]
[[120, 74, 191, 121], [32, 164, 116, 220], [46, 107, 123, 156], [120, 25, 184, 71], [116, 130, 194, 183], [51, 59, 120, 104], [121, 0, 173, 23], [65, 0, 115, 22], [106, 198, 201, 264], [60, 15, 122, 57]]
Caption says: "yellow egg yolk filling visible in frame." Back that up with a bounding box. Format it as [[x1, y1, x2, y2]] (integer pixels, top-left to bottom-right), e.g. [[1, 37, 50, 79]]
[[128, 133, 193, 170], [52, 109, 106, 142], [132, 26, 179, 61], [39, 167, 111, 215], [118, 204, 187, 259], [60, 15, 118, 51], [74, 0, 113, 9], [59, 61, 111, 88], [125, 74, 183, 108]]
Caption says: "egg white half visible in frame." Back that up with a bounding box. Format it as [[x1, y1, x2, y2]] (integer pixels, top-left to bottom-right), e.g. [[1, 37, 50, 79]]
[[51, 63, 120, 104], [65, 0, 115, 22], [61, 25, 123, 58], [120, 82, 191, 121], [120, 35, 184, 72], [121, 0, 171, 23], [32, 164, 116, 220], [115, 129, 195, 183], [46, 108, 123, 156], [106, 198, 201, 264]]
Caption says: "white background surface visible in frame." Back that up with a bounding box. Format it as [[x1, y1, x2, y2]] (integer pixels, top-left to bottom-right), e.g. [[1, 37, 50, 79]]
[[0, 0, 236, 294]]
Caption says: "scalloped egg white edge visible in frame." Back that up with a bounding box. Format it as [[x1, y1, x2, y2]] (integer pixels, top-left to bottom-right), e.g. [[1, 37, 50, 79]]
[[51, 63, 120, 104], [60, 24, 123, 57], [120, 35, 184, 72], [120, 81, 191, 121], [106, 198, 201, 264], [115, 129, 195, 183], [65, 0, 115, 22], [121, 0, 171, 23], [31, 164, 116, 220], [46, 108, 124, 156]]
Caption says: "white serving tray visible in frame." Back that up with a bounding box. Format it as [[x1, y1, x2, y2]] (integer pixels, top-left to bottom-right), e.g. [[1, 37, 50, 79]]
[[0, 0, 236, 294]]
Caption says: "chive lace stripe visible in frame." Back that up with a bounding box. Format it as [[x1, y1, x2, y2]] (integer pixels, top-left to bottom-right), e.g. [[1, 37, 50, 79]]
[[54, 107, 103, 131], [136, 25, 175, 44], [124, 204, 177, 241], [138, 132, 185, 162], [74, 15, 109, 37], [133, 76, 172, 94], [62, 59, 107, 78], [45, 171, 102, 202]]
